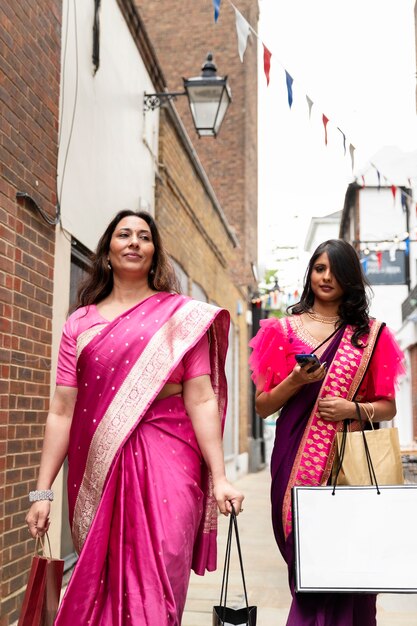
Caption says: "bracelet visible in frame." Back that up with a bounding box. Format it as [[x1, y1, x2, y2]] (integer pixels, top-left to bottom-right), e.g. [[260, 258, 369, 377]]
[[361, 402, 375, 425], [366, 402, 375, 422], [29, 490, 54, 502]]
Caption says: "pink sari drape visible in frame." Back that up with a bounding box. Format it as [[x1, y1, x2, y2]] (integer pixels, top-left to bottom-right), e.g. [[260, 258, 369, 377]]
[[54, 293, 229, 626]]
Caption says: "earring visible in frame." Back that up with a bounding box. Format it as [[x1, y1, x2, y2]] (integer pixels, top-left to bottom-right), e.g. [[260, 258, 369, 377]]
[[149, 267, 155, 275], [107, 259, 112, 270]]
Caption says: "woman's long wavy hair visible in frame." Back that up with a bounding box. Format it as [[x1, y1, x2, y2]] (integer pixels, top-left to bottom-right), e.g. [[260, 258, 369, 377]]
[[288, 239, 372, 347], [73, 210, 181, 310]]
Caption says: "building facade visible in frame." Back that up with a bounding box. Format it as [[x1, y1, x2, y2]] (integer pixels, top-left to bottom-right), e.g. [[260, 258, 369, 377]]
[[0, 1, 258, 622], [135, 0, 260, 466], [339, 179, 416, 448]]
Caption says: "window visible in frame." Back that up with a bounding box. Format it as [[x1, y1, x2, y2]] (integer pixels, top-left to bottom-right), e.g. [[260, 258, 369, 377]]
[[191, 281, 208, 302], [171, 258, 189, 294]]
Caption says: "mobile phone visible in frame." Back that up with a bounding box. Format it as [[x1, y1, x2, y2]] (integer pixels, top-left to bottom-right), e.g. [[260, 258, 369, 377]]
[[295, 353, 321, 373]]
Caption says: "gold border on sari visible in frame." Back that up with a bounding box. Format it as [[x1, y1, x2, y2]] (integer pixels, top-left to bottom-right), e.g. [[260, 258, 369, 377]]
[[281, 320, 383, 538]]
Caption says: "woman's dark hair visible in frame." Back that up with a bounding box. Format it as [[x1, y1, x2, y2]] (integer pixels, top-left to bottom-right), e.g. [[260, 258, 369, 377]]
[[288, 239, 371, 346], [73, 210, 181, 309]]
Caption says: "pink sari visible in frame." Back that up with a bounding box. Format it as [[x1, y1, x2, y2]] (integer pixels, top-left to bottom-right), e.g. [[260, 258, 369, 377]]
[[55, 293, 229, 626]]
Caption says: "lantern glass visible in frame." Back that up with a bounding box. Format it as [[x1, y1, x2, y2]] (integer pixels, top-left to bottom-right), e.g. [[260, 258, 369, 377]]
[[184, 76, 231, 137]]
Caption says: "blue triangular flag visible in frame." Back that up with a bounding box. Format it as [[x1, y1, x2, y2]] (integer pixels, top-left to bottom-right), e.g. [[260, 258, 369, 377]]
[[401, 190, 407, 212], [285, 71, 293, 109], [213, 0, 221, 22], [337, 128, 346, 156]]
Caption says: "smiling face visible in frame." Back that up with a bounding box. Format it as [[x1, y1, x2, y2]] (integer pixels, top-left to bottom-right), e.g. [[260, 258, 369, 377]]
[[310, 251, 344, 306], [108, 216, 155, 279]]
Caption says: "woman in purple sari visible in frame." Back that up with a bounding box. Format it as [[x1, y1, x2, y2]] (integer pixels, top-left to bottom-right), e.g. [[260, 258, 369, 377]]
[[250, 240, 404, 625], [26, 210, 244, 625]]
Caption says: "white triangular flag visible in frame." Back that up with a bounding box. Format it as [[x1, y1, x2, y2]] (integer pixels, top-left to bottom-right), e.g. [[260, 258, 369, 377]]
[[234, 6, 251, 62]]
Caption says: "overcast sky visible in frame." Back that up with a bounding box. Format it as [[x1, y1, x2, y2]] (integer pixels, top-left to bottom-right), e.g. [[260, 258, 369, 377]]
[[257, 0, 417, 284]]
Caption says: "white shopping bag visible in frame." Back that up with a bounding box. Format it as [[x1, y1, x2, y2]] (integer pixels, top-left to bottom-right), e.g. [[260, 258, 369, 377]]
[[292, 485, 417, 593]]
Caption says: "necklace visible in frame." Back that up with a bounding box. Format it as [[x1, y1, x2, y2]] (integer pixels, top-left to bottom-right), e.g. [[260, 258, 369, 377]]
[[307, 310, 340, 324]]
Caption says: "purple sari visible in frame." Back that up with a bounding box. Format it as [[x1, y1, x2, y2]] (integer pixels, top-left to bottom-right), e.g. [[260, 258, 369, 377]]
[[270, 322, 384, 625], [54, 293, 229, 626]]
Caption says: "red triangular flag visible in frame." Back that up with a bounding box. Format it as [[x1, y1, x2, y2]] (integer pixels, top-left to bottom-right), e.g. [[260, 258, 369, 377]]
[[391, 185, 397, 201], [376, 251, 382, 270], [263, 44, 272, 86], [322, 114, 329, 146]]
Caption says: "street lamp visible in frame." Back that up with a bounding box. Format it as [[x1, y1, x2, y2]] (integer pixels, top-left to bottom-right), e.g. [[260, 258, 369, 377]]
[[144, 53, 231, 138]]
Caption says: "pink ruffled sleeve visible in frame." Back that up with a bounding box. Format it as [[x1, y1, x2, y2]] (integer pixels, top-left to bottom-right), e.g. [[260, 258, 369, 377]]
[[363, 325, 405, 400], [249, 318, 289, 392]]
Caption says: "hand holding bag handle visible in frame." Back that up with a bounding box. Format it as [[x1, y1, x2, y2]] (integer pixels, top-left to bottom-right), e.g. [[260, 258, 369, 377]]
[[18, 532, 64, 626], [213, 503, 257, 626], [332, 402, 380, 494]]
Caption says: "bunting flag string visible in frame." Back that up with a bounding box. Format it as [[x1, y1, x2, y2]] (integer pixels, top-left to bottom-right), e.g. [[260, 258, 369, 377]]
[[216, 1, 417, 197], [357, 162, 416, 217], [218, 0, 357, 164]]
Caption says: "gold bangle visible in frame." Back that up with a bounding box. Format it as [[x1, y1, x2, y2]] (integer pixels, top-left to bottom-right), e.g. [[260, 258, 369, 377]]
[[361, 402, 375, 428], [367, 402, 375, 422]]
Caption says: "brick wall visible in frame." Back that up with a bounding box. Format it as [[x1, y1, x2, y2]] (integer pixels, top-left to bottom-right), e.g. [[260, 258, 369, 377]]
[[135, 0, 259, 291], [0, 2, 61, 623]]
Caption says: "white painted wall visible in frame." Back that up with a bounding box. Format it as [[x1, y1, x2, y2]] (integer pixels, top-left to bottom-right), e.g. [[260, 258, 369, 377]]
[[304, 216, 341, 254], [369, 285, 409, 332], [58, 0, 159, 251], [360, 188, 408, 242]]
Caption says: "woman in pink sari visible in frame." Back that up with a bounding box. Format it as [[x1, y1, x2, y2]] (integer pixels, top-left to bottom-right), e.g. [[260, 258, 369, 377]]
[[26, 210, 244, 625], [250, 239, 404, 625]]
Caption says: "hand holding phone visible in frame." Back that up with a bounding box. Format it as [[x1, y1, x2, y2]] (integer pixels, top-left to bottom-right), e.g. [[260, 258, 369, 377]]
[[295, 353, 321, 373]]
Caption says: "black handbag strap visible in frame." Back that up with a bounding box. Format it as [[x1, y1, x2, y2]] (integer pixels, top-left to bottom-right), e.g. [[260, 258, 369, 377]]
[[332, 402, 380, 494], [219, 503, 250, 616]]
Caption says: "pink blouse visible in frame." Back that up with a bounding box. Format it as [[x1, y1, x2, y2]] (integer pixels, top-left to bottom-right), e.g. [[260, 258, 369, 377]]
[[249, 316, 405, 401], [56, 305, 211, 387]]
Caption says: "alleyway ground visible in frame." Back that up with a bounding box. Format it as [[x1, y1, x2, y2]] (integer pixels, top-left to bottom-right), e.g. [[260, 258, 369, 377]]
[[182, 468, 417, 626]]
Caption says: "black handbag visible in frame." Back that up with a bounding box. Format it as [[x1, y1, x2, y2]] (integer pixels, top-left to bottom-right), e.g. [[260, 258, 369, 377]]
[[213, 505, 257, 626]]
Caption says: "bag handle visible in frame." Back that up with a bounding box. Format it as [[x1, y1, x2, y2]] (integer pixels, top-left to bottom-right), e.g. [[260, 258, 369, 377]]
[[332, 402, 380, 494], [35, 532, 53, 559], [218, 503, 251, 623]]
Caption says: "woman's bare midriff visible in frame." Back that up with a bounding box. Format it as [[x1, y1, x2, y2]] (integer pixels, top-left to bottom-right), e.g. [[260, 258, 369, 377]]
[[155, 383, 182, 401]]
